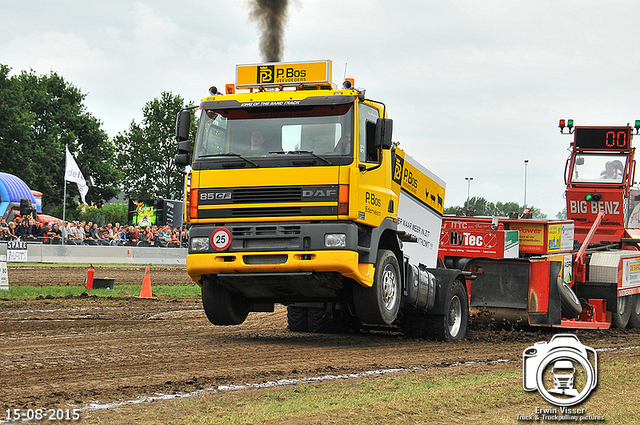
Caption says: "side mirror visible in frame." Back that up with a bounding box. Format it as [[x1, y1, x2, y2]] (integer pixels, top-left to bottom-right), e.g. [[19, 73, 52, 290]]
[[177, 140, 190, 154], [375, 118, 393, 150], [175, 110, 191, 142], [174, 153, 190, 168]]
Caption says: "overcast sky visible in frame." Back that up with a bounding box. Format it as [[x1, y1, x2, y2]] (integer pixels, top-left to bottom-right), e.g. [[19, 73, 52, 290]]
[[2, 1, 640, 217]]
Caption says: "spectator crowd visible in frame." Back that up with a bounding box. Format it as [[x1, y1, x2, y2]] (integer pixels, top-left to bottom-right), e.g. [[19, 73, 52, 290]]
[[0, 216, 188, 248]]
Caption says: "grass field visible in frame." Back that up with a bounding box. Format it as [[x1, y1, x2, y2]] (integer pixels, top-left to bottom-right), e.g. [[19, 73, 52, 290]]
[[83, 357, 638, 424], [0, 285, 200, 300]]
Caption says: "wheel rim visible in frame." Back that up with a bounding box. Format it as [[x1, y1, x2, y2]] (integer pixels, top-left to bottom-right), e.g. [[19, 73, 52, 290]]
[[382, 264, 397, 310], [634, 295, 640, 315], [448, 295, 462, 337]]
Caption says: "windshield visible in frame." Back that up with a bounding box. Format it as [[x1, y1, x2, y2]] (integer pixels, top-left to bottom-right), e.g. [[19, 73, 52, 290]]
[[570, 153, 627, 184], [193, 104, 354, 163]]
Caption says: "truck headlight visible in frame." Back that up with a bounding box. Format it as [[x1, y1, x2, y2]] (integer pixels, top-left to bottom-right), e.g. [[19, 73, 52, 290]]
[[191, 237, 210, 251], [325, 233, 346, 248]]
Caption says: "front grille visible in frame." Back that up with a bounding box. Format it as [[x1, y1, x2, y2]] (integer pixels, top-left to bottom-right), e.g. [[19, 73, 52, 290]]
[[245, 239, 290, 249], [243, 254, 288, 265], [232, 207, 302, 217], [233, 187, 302, 204], [231, 225, 301, 237]]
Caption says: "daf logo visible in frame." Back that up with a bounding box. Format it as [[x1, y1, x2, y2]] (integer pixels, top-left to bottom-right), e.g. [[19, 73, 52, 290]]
[[302, 189, 337, 198], [201, 191, 232, 201]]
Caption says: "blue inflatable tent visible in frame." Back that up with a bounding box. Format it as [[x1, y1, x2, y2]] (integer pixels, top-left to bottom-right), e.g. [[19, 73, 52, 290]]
[[0, 172, 37, 218]]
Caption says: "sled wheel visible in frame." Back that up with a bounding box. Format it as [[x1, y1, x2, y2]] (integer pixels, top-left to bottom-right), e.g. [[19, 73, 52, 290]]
[[557, 277, 582, 319], [627, 294, 640, 329], [612, 294, 632, 329]]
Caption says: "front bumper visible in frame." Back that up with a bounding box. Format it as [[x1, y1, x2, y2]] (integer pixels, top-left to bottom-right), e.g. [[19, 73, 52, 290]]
[[187, 249, 374, 289]]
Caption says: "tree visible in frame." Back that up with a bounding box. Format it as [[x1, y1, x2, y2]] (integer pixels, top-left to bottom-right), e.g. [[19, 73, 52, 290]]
[[444, 196, 547, 219], [114, 92, 196, 200], [556, 207, 567, 219], [0, 64, 119, 211]]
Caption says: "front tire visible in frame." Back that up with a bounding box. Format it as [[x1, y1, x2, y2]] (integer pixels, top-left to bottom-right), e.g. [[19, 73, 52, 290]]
[[353, 249, 401, 325], [201, 278, 250, 325], [427, 279, 468, 341]]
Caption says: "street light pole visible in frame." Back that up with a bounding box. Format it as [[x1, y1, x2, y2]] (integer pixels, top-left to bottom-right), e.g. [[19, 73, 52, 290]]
[[524, 159, 529, 209], [465, 177, 473, 211]]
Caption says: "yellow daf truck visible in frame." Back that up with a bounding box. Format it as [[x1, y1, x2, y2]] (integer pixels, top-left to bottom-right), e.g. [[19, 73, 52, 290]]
[[175, 60, 468, 341]]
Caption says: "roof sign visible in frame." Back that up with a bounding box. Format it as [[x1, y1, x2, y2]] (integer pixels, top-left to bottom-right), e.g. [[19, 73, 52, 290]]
[[236, 60, 332, 89]]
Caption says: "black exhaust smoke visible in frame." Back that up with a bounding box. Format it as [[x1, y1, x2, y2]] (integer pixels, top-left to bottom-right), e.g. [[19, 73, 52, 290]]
[[250, 0, 289, 62]]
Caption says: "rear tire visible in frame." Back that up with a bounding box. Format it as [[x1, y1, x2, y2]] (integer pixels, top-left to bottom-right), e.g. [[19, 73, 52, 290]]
[[558, 278, 582, 319], [612, 295, 632, 329], [307, 307, 332, 333], [427, 279, 468, 341], [201, 278, 250, 325], [287, 306, 309, 332], [353, 249, 401, 325], [627, 295, 640, 329]]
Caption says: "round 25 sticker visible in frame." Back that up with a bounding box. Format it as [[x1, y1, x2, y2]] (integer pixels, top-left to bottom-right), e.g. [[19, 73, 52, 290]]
[[211, 228, 232, 251]]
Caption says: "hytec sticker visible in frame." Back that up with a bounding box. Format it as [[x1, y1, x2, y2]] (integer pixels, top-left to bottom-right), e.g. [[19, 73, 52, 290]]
[[211, 228, 232, 251]]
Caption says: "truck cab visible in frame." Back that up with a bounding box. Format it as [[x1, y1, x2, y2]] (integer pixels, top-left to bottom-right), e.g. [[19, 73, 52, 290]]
[[175, 60, 468, 341]]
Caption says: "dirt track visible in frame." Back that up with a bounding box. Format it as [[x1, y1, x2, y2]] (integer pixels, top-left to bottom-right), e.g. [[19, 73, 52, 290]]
[[1, 266, 640, 419]]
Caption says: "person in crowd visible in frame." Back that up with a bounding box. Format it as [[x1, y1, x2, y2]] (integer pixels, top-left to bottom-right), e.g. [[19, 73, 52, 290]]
[[152, 229, 162, 246], [163, 226, 173, 247], [125, 226, 138, 246], [93, 225, 105, 245], [90, 223, 100, 241], [66, 222, 80, 245], [83, 223, 97, 245], [97, 226, 111, 246], [111, 227, 123, 246], [117, 226, 127, 246], [14, 217, 27, 239], [138, 227, 149, 246], [76, 221, 86, 244], [112, 223, 121, 241], [181, 227, 188, 247], [47, 223, 63, 244], [41, 223, 51, 243], [27, 219, 44, 241], [171, 228, 180, 247], [1, 222, 16, 240]]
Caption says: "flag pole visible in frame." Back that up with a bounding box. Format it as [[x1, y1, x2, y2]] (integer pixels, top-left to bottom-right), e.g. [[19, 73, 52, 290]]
[[62, 145, 67, 245]]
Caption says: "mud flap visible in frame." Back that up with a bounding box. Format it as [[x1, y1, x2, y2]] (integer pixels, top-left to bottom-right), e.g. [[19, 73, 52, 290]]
[[528, 260, 562, 325], [466, 258, 562, 325]]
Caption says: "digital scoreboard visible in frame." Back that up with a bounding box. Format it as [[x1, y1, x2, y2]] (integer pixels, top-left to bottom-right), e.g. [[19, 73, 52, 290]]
[[574, 126, 631, 150]]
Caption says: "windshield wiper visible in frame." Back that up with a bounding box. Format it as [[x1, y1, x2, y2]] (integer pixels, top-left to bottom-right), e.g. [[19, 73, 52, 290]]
[[199, 153, 259, 167], [270, 150, 333, 165]]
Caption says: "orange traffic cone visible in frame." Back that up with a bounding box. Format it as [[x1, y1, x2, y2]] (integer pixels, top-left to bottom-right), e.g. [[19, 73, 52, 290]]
[[85, 264, 95, 290], [138, 266, 153, 298]]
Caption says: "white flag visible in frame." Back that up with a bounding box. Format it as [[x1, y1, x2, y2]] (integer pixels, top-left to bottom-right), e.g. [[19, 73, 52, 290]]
[[65, 146, 89, 205]]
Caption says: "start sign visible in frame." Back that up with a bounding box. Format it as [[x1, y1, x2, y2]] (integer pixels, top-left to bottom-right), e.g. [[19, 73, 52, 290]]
[[236, 60, 332, 89]]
